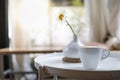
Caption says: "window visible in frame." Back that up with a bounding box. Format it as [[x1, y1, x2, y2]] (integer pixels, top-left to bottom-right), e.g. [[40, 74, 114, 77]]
[[9, 0, 88, 48]]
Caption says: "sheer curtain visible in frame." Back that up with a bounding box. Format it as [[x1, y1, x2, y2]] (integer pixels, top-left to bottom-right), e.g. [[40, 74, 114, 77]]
[[85, 0, 120, 49], [9, 0, 49, 79]]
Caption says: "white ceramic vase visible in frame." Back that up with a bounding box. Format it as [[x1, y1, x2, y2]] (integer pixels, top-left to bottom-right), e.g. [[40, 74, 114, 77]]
[[63, 34, 83, 58]]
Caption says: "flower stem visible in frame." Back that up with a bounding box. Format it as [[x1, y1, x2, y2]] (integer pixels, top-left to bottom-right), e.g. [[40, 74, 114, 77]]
[[65, 19, 76, 35]]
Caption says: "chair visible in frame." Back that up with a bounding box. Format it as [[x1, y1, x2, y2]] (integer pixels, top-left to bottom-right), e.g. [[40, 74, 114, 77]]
[[38, 66, 120, 80]]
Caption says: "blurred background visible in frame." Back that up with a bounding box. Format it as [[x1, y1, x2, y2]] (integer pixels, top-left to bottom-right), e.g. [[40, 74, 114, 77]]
[[9, 0, 88, 48]]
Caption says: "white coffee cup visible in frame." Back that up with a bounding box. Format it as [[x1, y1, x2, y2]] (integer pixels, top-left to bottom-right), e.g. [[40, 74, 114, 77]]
[[79, 46, 110, 70]]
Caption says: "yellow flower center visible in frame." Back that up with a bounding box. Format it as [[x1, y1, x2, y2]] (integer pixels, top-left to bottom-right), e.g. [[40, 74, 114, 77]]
[[58, 14, 64, 21]]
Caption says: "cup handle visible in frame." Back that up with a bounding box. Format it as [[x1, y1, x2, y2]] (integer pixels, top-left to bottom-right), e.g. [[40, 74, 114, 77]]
[[101, 49, 110, 60]]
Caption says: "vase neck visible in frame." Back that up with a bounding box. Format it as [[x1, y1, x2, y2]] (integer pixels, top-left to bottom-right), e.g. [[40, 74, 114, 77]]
[[73, 34, 78, 41]]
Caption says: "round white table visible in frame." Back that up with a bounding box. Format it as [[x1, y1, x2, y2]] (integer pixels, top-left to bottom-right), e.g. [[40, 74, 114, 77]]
[[34, 52, 120, 79]]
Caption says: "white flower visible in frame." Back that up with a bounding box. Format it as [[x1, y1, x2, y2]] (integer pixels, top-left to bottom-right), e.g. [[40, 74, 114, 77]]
[[58, 11, 76, 35]]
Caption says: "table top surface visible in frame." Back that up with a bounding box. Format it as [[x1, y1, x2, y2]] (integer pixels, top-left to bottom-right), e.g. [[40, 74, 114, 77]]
[[0, 47, 63, 54], [34, 51, 120, 71]]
